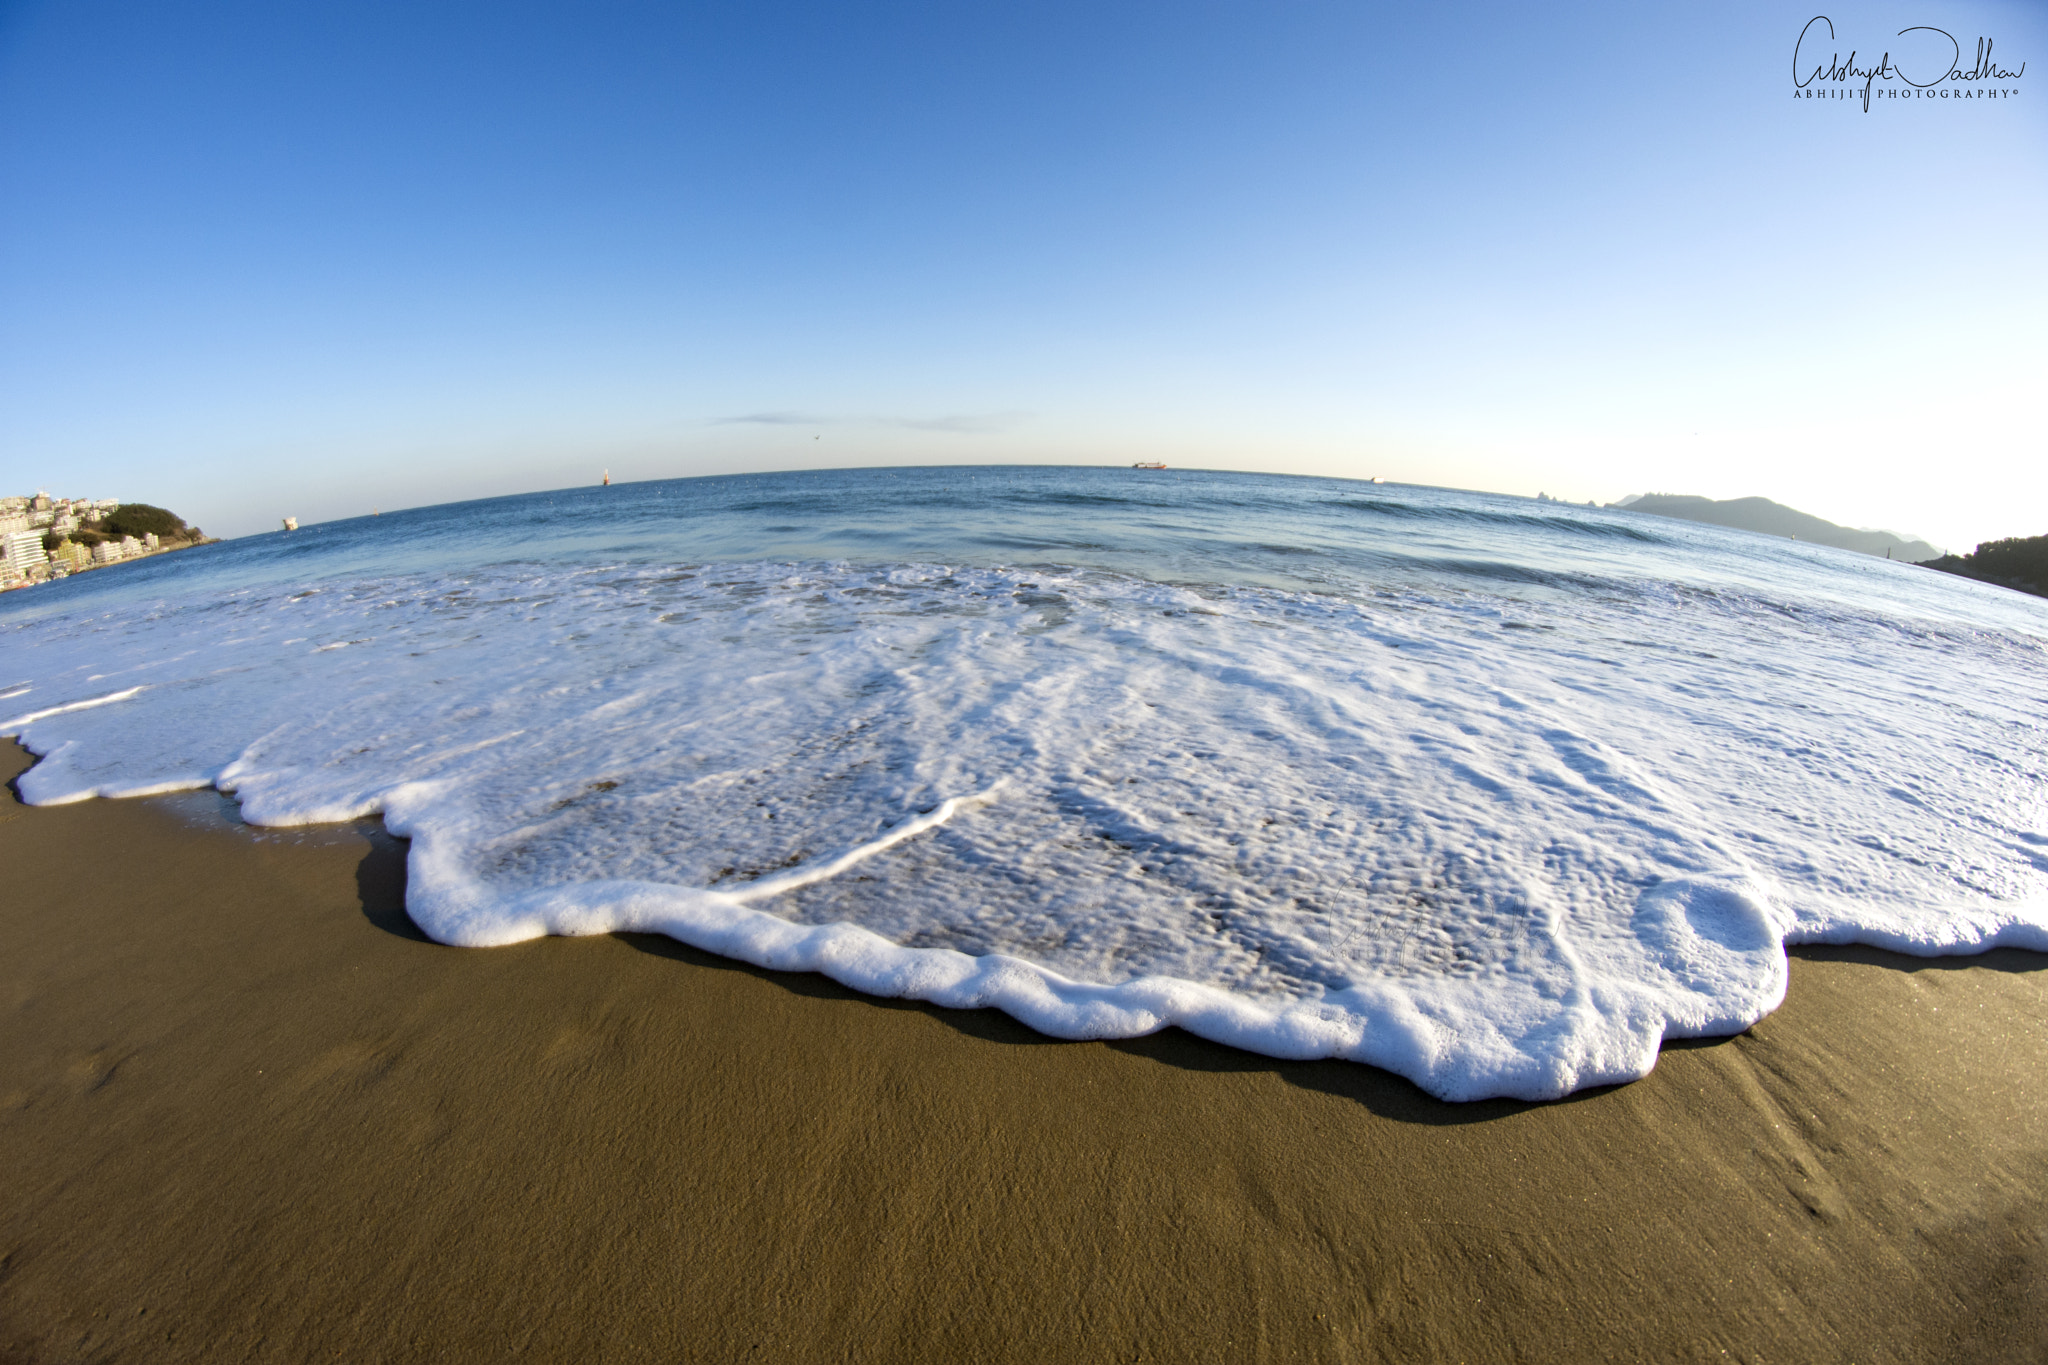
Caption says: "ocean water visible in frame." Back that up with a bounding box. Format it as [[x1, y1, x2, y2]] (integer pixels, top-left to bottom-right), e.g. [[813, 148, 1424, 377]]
[[5, 466, 2045, 1100]]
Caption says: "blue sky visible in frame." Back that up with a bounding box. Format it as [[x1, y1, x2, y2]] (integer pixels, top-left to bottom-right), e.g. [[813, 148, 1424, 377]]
[[2, 0, 2042, 548]]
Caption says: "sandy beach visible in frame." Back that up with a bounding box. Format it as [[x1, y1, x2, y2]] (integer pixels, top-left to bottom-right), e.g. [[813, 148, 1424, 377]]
[[1, 739, 2043, 1364]]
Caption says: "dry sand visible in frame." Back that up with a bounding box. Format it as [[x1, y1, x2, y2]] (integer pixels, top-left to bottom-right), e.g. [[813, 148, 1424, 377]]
[[2, 741, 2044, 1363]]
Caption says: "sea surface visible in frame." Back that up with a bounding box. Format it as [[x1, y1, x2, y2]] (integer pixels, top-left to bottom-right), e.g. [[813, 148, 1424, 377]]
[[5, 466, 2046, 1100]]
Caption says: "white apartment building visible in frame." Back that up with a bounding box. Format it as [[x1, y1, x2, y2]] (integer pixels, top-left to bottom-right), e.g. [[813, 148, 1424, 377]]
[[91, 541, 122, 565], [2, 529, 50, 575]]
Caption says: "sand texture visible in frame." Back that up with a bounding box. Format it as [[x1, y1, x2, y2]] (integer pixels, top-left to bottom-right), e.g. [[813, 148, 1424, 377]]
[[2, 742, 2044, 1363]]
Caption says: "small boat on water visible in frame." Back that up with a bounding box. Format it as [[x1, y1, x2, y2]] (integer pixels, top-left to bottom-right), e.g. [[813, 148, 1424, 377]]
[[1132, 461, 1167, 470]]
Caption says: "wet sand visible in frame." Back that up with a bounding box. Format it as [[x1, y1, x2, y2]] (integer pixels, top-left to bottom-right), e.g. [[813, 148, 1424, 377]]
[[2, 741, 2044, 1363]]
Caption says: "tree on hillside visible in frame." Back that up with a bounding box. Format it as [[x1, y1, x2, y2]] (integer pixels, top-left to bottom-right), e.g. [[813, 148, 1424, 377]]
[[1967, 536, 2048, 592], [1917, 534, 2048, 599], [40, 503, 205, 556], [100, 503, 195, 540]]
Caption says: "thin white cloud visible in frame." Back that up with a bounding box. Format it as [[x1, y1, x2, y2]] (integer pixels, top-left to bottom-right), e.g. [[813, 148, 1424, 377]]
[[885, 411, 1030, 434], [716, 411, 830, 426], [713, 411, 1030, 434]]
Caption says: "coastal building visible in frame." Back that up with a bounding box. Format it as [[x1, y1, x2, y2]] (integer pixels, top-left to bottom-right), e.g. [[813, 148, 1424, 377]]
[[0, 497, 192, 576], [3, 529, 50, 576]]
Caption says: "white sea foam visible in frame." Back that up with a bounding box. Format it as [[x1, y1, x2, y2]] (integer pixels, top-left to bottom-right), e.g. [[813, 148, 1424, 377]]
[[6, 560, 2046, 1099]]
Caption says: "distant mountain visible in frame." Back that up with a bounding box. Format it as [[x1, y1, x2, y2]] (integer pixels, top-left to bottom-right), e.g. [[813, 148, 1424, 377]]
[[1915, 535, 2048, 600], [1608, 494, 1942, 562]]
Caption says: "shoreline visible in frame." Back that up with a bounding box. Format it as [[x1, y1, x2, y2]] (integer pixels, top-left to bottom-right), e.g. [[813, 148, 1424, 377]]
[[2, 743, 2044, 1362]]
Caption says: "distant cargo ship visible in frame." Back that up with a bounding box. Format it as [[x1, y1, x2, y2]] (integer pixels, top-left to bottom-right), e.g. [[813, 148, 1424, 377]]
[[1132, 461, 1167, 470]]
